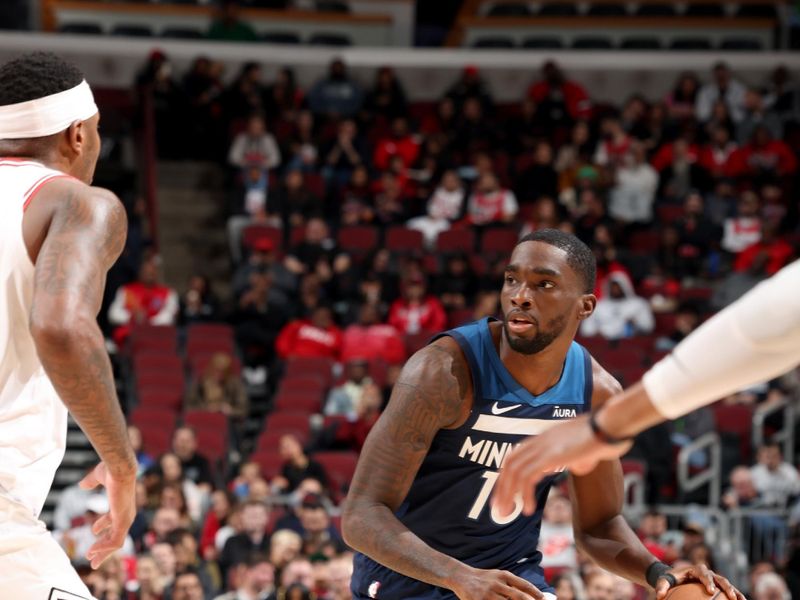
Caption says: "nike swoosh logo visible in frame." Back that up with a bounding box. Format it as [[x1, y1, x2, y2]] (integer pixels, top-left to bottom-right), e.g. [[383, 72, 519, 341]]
[[491, 402, 522, 415]]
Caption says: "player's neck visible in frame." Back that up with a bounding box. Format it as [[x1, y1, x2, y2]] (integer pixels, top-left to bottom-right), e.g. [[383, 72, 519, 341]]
[[0, 142, 70, 173], [497, 332, 571, 396]]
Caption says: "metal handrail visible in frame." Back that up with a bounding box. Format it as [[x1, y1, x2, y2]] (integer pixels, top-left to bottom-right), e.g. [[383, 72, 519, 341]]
[[752, 397, 796, 461], [677, 432, 722, 507]]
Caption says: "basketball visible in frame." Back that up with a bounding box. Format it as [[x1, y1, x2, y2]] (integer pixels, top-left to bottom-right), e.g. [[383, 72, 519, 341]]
[[666, 582, 722, 600]]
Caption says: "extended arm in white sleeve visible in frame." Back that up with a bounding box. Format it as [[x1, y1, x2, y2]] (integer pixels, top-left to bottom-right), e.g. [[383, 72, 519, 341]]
[[642, 259, 800, 419]]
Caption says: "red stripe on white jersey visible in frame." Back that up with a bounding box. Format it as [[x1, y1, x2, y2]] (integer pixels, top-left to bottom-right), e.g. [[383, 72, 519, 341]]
[[22, 174, 73, 212]]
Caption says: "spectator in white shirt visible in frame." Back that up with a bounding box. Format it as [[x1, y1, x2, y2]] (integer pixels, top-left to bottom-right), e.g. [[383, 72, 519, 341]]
[[581, 271, 654, 340], [538, 490, 577, 570], [696, 62, 748, 123], [608, 141, 658, 225], [722, 191, 762, 254], [228, 114, 281, 173], [750, 442, 800, 508], [406, 169, 465, 248], [55, 495, 135, 565]]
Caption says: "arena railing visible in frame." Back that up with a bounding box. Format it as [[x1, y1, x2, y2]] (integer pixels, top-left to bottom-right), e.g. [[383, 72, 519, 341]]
[[677, 432, 722, 508], [752, 396, 797, 464]]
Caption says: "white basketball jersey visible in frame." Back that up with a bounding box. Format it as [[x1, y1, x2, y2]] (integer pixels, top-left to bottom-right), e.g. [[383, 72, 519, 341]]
[[0, 158, 73, 518]]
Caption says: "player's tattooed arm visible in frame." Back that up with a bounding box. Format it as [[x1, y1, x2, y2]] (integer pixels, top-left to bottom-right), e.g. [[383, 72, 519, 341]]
[[29, 180, 136, 479], [342, 338, 473, 590]]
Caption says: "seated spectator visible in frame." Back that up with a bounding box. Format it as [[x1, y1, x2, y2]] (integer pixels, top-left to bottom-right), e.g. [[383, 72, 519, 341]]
[[446, 64, 494, 114], [594, 114, 632, 169], [696, 62, 747, 123], [273, 478, 329, 535], [133, 554, 166, 600], [388, 274, 447, 336], [551, 572, 584, 600], [151, 541, 178, 593], [723, 466, 768, 509], [307, 58, 364, 119], [275, 434, 329, 493], [340, 165, 374, 226], [406, 170, 466, 248], [326, 554, 355, 600], [539, 490, 577, 571], [295, 493, 345, 558], [158, 452, 205, 525], [637, 510, 674, 562], [738, 87, 783, 145], [722, 191, 762, 254], [453, 96, 496, 155], [219, 500, 271, 583], [275, 305, 343, 361], [207, 0, 258, 42], [172, 568, 206, 600], [108, 255, 179, 346], [471, 290, 500, 322], [180, 274, 221, 325], [325, 358, 372, 419], [751, 442, 800, 508], [727, 126, 798, 180], [270, 529, 303, 574], [528, 61, 592, 131], [56, 495, 135, 565], [284, 109, 319, 174], [554, 120, 594, 197], [584, 569, 616, 600], [167, 528, 218, 598], [52, 464, 104, 533], [277, 558, 315, 598], [580, 272, 654, 340], [231, 461, 263, 501], [264, 66, 302, 121], [172, 426, 214, 491], [159, 481, 196, 532], [673, 191, 720, 278], [363, 66, 408, 120], [232, 237, 295, 299], [699, 126, 738, 183], [221, 61, 264, 120], [233, 271, 291, 367], [753, 573, 792, 600], [228, 114, 281, 176], [200, 490, 235, 562], [435, 252, 479, 312], [269, 169, 322, 230], [332, 383, 383, 453], [372, 171, 408, 226], [665, 72, 700, 122], [655, 138, 707, 202], [655, 302, 701, 352], [515, 140, 559, 204], [520, 196, 563, 237], [466, 172, 518, 226], [340, 303, 405, 366], [734, 223, 793, 277], [608, 141, 658, 225], [186, 352, 248, 418], [322, 118, 366, 189], [284, 218, 339, 277], [373, 116, 420, 171], [214, 553, 275, 600]]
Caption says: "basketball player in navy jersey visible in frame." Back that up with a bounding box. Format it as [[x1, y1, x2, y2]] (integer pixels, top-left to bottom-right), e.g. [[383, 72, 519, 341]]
[[343, 230, 740, 600]]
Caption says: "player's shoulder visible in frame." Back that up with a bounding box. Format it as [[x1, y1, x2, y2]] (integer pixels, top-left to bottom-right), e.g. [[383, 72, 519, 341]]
[[588, 355, 623, 410], [401, 336, 472, 395], [38, 179, 124, 223]]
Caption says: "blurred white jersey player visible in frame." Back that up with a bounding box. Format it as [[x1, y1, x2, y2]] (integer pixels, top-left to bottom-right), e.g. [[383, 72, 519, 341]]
[[0, 52, 137, 598]]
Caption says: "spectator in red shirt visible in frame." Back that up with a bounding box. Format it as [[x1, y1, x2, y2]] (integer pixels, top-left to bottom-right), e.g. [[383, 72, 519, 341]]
[[108, 255, 179, 346], [275, 305, 343, 361], [594, 114, 632, 169], [727, 125, 798, 179], [466, 172, 518, 226], [528, 61, 592, 123], [734, 223, 793, 276], [373, 116, 420, 171], [388, 275, 447, 336], [341, 304, 405, 366], [699, 125, 738, 181]]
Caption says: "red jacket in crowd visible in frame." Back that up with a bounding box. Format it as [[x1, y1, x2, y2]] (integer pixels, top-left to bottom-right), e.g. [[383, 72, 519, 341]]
[[726, 140, 798, 178], [527, 79, 592, 121], [388, 296, 447, 335], [734, 237, 794, 276], [275, 320, 343, 360], [373, 135, 420, 171], [341, 324, 407, 365], [650, 142, 701, 172], [698, 142, 738, 177]]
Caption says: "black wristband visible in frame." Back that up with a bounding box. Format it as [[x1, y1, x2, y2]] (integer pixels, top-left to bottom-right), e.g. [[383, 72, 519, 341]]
[[589, 411, 633, 445], [646, 561, 676, 589]]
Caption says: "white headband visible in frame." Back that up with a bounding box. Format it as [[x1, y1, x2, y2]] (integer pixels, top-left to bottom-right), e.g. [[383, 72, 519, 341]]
[[0, 80, 98, 140]]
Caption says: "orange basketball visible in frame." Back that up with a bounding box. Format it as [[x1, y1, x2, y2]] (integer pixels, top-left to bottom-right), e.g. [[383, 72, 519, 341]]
[[665, 582, 723, 600]]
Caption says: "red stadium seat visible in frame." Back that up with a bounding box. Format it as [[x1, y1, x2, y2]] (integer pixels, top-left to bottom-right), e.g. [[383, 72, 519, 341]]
[[313, 451, 359, 495], [713, 403, 754, 462], [337, 226, 379, 256], [188, 353, 242, 378], [481, 228, 519, 256], [386, 227, 424, 254], [194, 427, 228, 464], [128, 326, 178, 355], [186, 336, 236, 358], [135, 371, 185, 392], [136, 388, 183, 411], [242, 225, 283, 252], [133, 353, 184, 375], [183, 410, 227, 434], [405, 331, 435, 356], [436, 229, 476, 254], [591, 345, 643, 370], [304, 173, 325, 199], [284, 357, 335, 386], [654, 313, 677, 336], [266, 412, 311, 436], [657, 204, 684, 224], [130, 407, 178, 433], [274, 391, 324, 414], [250, 451, 285, 480], [139, 426, 174, 457], [629, 230, 660, 254], [448, 309, 474, 329], [187, 323, 235, 342], [278, 378, 327, 396], [256, 429, 309, 452]]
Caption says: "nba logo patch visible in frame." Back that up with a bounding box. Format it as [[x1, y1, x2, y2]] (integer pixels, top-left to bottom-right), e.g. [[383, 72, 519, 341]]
[[368, 580, 381, 598]]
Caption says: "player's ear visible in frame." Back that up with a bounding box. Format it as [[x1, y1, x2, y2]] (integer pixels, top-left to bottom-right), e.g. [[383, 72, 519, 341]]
[[65, 120, 84, 154], [577, 294, 596, 320]]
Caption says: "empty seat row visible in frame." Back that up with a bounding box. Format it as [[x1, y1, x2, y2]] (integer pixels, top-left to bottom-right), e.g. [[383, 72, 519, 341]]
[[486, 2, 777, 18], [57, 23, 353, 46], [472, 36, 766, 51]]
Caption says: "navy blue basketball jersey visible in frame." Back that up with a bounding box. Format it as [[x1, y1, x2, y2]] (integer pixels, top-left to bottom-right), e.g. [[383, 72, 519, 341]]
[[351, 318, 594, 600]]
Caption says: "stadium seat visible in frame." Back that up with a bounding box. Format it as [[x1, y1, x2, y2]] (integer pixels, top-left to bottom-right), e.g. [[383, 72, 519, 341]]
[[313, 451, 359, 495], [685, 4, 725, 17], [188, 354, 242, 380], [591, 345, 643, 370], [133, 354, 184, 376], [636, 4, 675, 17], [720, 38, 764, 51], [308, 33, 352, 47], [386, 227, 425, 254], [538, 4, 578, 16], [629, 230, 661, 254], [736, 4, 777, 18], [521, 37, 563, 49], [337, 226, 379, 257], [183, 410, 228, 435], [587, 4, 627, 16], [136, 388, 184, 411], [135, 370, 185, 393], [187, 322, 235, 342], [261, 32, 302, 44], [242, 225, 283, 253], [487, 3, 532, 17], [670, 38, 713, 50], [110, 25, 153, 37], [472, 37, 516, 49], [194, 427, 228, 464], [58, 23, 103, 35], [405, 331, 435, 356], [250, 451, 285, 479], [279, 377, 328, 395], [481, 228, 519, 256], [130, 406, 178, 433], [571, 37, 614, 50], [129, 326, 178, 355], [621, 37, 662, 50], [284, 357, 335, 386], [266, 412, 312, 436], [656, 204, 684, 224], [713, 403, 754, 462], [436, 229, 476, 254], [186, 335, 236, 358], [448, 309, 475, 329], [274, 390, 324, 414], [161, 27, 205, 39], [139, 426, 174, 457]]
